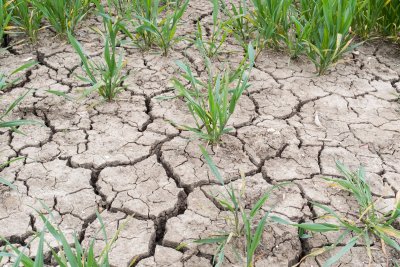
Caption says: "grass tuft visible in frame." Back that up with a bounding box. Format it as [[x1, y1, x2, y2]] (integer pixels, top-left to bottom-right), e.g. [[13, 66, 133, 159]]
[[171, 43, 255, 143]]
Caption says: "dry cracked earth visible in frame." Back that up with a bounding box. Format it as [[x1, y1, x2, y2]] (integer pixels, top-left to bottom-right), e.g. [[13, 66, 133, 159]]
[[1, 1, 400, 267]]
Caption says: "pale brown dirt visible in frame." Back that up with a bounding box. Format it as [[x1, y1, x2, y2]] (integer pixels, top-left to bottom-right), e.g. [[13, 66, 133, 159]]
[[1, 1, 400, 266]]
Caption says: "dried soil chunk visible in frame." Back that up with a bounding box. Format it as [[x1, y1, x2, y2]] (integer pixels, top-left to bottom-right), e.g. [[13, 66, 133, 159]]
[[17, 160, 98, 220], [237, 118, 299, 165], [161, 135, 257, 188], [98, 155, 184, 218], [70, 115, 165, 169], [263, 145, 320, 181]]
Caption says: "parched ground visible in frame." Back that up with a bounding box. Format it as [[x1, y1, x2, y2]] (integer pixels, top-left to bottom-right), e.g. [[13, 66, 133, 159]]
[[1, 1, 400, 267]]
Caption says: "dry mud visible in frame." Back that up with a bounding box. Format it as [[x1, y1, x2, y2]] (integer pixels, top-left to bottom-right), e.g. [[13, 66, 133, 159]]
[[1, 1, 400, 266]]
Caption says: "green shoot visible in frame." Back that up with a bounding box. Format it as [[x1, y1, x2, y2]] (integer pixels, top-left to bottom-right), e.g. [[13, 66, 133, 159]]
[[220, 0, 254, 52], [0, 60, 37, 91], [196, 146, 290, 267], [0, 157, 24, 189], [274, 161, 400, 267], [31, 0, 93, 36], [194, 0, 227, 58], [125, 0, 189, 56], [0, 0, 14, 47], [68, 13, 127, 101], [249, 0, 293, 50], [107, 0, 133, 18], [10, 0, 43, 44], [303, 0, 359, 75], [0, 61, 39, 131], [171, 43, 255, 143], [0, 209, 121, 266]]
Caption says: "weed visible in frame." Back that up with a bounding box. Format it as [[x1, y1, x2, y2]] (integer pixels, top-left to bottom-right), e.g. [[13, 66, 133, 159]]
[[172, 43, 254, 143], [125, 0, 189, 56], [31, 0, 93, 36], [10, 0, 43, 44], [195, 146, 290, 267], [68, 13, 127, 101], [0, 206, 122, 266], [274, 161, 400, 267]]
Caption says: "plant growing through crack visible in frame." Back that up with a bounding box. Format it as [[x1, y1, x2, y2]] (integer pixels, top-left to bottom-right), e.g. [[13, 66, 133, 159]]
[[31, 0, 93, 36], [302, 0, 359, 75], [171, 43, 255, 143], [220, 0, 254, 53], [68, 12, 127, 101], [123, 0, 189, 56], [1, 60, 40, 130], [273, 161, 400, 267], [10, 0, 43, 44], [0, 0, 13, 48], [194, 0, 227, 58], [195, 146, 290, 267], [0, 204, 123, 266]]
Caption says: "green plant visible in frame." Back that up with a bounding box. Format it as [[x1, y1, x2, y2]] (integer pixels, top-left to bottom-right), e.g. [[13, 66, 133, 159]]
[[126, 0, 189, 55], [107, 0, 133, 18], [220, 0, 254, 52], [353, 0, 400, 41], [0, 89, 40, 131], [31, 0, 92, 36], [275, 162, 400, 267], [0, 208, 122, 266], [194, 0, 227, 58], [281, 7, 313, 59], [195, 146, 289, 267], [171, 43, 255, 143], [303, 0, 359, 75], [0, 0, 14, 47], [0, 60, 37, 91], [0, 157, 23, 189], [68, 14, 127, 101], [10, 0, 43, 44], [249, 0, 293, 50], [379, 0, 400, 42]]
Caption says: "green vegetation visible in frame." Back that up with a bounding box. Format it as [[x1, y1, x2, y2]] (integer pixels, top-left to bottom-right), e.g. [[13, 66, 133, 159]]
[[220, 0, 253, 52], [10, 0, 43, 44], [172, 43, 254, 143], [0, 60, 37, 91], [216, 0, 399, 74], [0, 0, 13, 47], [0, 61, 39, 130], [274, 162, 400, 267], [0, 208, 121, 267], [196, 146, 290, 267], [304, 0, 358, 75], [0, 157, 23, 189], [124, 0, 189, 55], [194, 0, 227, 58], [68, 14, 127, 101], [31, 0, 93, 36]]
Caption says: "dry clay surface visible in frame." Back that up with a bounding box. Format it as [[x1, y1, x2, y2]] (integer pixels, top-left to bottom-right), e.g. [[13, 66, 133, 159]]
[[1, 2, 400, 266]]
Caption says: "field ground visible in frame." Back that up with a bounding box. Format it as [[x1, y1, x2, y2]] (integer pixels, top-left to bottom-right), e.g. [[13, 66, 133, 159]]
[[1, 1, 400, 266]]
